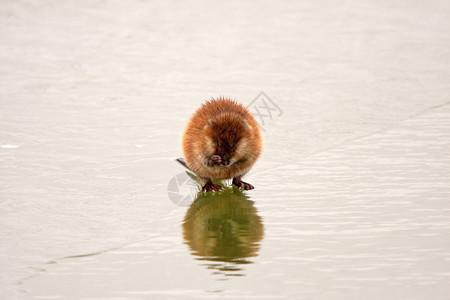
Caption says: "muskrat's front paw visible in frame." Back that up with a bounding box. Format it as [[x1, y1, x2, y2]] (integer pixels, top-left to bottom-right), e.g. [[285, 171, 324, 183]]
[[208, 155, 222, 166], [220, 158, 230, 166]]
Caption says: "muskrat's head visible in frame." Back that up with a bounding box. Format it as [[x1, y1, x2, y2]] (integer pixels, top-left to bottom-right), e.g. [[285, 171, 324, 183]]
[[203, 113, 255, 166]]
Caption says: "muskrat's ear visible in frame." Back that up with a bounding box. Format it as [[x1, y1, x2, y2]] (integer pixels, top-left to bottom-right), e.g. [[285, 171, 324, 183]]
[[204, 119, 215, 130], [243, 120, 253, 131]]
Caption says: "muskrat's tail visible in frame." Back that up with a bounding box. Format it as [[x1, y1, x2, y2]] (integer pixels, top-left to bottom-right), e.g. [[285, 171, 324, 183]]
[[176, 157, 191, 171]]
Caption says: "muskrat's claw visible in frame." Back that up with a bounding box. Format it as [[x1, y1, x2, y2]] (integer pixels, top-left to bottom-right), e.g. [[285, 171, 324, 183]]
[[201, 181, 223, 192], [232, 177, 254, 190], [242, 182, 254, 190]]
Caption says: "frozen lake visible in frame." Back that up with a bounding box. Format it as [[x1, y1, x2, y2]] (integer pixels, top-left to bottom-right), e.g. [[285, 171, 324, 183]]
[[1, 1, 450, 299]]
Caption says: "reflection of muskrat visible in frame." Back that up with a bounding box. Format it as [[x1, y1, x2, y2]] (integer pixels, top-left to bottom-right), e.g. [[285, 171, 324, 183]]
[[182, 98, 263, 192], [182, 187, 264, 274]]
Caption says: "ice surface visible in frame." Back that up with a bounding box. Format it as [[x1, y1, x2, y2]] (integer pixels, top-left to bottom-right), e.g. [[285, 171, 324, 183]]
[[1, 145, 18, 149], [1, 0, 450, 299]]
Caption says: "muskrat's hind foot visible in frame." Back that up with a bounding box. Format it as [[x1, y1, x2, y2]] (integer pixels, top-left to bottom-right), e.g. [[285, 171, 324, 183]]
[[232, 177, 254, 190], [201, 180, 223, 192]]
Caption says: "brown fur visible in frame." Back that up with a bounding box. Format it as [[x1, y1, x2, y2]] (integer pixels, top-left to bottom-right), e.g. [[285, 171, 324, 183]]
[[182, 98, 262, 186]]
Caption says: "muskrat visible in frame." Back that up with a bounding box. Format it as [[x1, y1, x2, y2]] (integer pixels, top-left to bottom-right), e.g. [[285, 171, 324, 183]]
[[181, 98, 262, 192]]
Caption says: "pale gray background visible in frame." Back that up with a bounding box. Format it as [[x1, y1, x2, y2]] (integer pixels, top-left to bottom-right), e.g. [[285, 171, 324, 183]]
[[1, 0, 449, 299]]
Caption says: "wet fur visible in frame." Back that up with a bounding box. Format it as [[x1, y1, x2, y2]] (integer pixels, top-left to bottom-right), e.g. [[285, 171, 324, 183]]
[[182, 98, 262, 188]]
